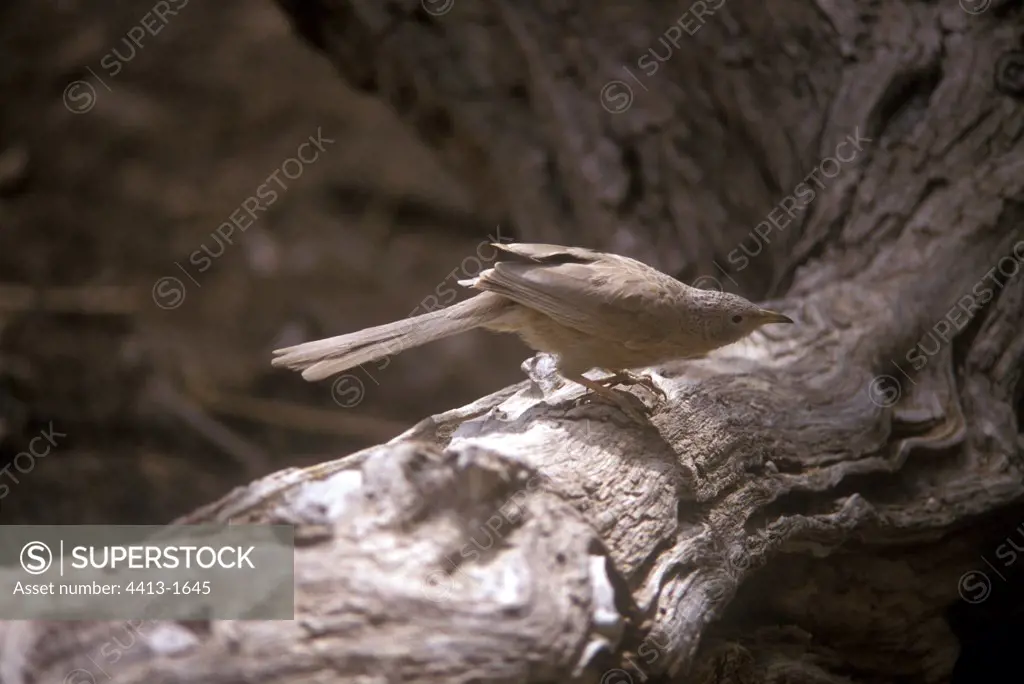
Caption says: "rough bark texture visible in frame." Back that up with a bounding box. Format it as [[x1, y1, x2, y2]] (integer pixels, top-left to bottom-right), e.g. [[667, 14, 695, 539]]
[[0, 0, 529, 527], [5, 0, 1024, 682]]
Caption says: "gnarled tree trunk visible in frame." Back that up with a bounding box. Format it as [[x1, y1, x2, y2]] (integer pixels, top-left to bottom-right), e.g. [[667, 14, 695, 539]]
[[5, 0, 1023, 682]]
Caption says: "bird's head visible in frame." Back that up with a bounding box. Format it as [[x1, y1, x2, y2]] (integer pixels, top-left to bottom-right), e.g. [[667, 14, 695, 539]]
[[695, 290, 793, 349]]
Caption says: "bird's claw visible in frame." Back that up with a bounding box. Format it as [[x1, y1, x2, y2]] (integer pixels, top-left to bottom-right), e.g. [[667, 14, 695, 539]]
[[600, 370, 667, 402], [574, 390, 650, 424]]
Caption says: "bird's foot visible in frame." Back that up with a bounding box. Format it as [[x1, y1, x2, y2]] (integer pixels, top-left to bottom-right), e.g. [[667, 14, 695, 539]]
[[599, 370, 667, 402], [568, 374, 652, 424]]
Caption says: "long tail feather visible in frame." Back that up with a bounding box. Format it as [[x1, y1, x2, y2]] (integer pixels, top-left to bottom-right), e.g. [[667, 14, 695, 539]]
[[272, 293, 508, 381]]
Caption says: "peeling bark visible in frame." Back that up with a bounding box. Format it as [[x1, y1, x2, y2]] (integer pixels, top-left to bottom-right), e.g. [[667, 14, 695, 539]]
[[5, 0, 1023, 682]]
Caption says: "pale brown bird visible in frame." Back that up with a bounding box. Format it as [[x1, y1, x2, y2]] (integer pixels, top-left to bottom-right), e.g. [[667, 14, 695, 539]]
[[272, 243, 793, 418]]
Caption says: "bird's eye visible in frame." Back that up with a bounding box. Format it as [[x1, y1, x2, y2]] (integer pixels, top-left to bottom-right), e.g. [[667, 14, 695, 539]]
[[731, 315, 743, 324]]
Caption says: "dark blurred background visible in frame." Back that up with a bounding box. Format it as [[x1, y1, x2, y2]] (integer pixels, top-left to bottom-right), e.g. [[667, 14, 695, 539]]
[[0, 1, 529, 525]]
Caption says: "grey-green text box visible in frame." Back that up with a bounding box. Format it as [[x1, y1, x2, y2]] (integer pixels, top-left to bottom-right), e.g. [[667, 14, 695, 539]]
[[0, 525, 294, 619]]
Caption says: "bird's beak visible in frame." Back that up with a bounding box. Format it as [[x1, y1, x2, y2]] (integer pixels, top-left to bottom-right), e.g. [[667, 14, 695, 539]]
[[758, 309, 794, 324]]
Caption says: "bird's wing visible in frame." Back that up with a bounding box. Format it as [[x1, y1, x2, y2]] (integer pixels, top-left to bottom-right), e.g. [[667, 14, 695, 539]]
[[491, 242, 601, 263], [470, 244, 688, 342]]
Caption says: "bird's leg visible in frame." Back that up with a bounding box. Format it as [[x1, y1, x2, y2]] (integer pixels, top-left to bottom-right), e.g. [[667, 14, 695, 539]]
[[597, 369, 667, 401], [564, 374, 651, 424]]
